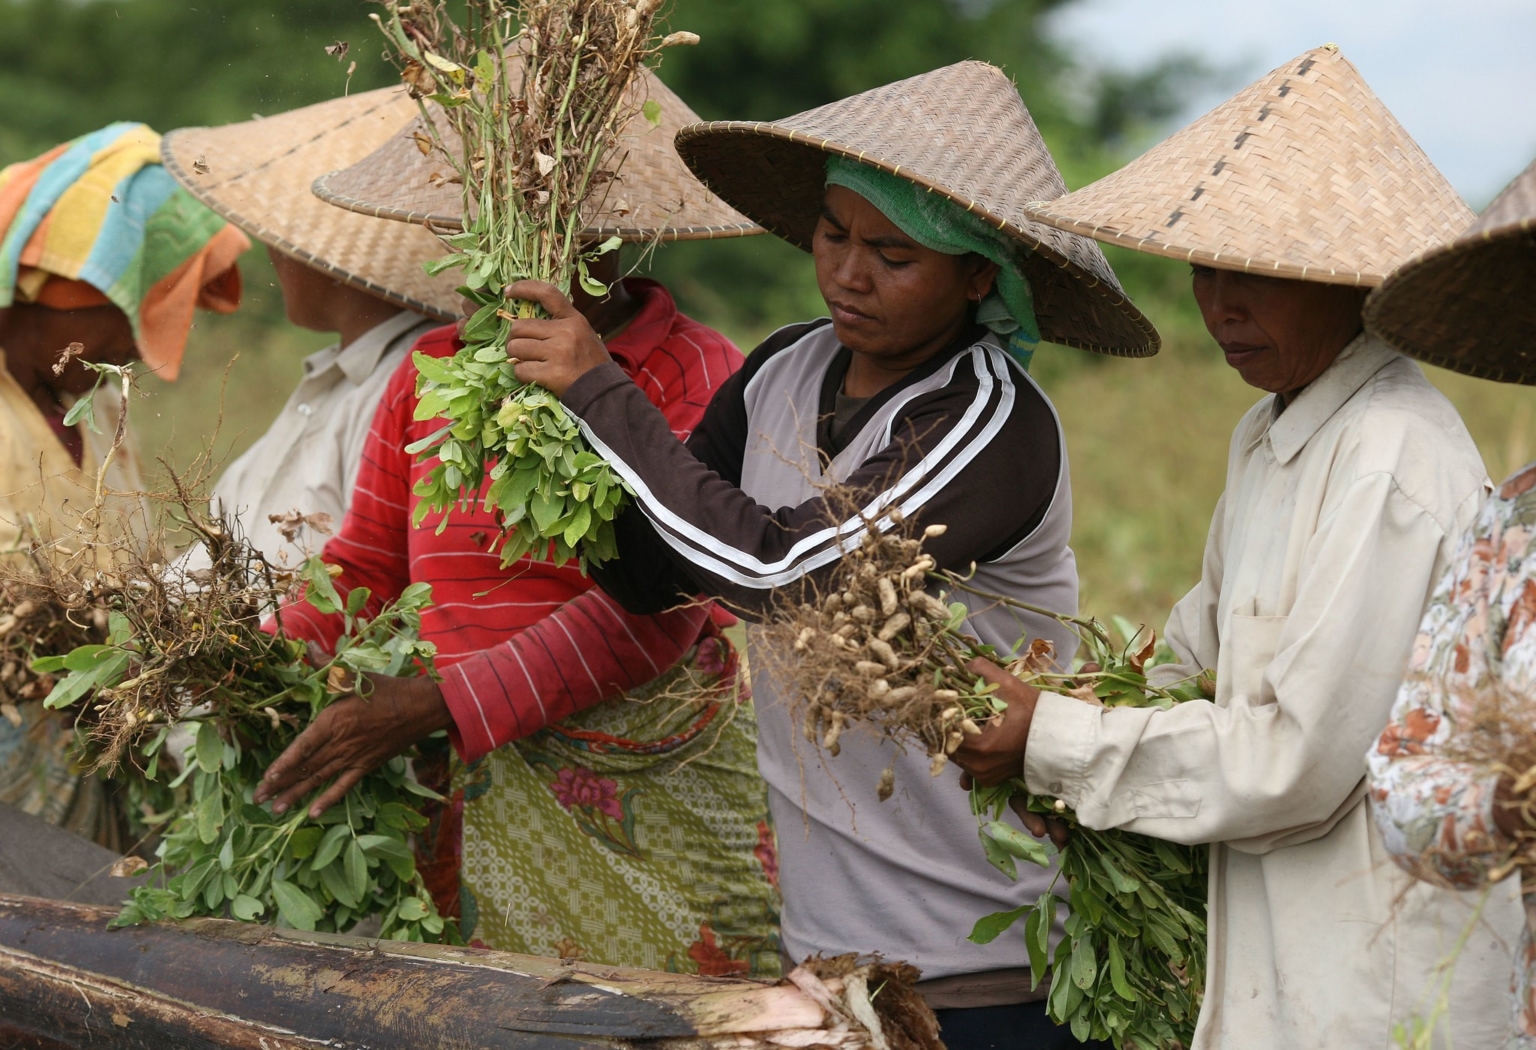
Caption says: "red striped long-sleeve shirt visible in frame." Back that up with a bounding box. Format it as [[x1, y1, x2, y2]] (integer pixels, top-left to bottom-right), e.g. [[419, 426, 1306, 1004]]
[[275, 279, 743, 761]]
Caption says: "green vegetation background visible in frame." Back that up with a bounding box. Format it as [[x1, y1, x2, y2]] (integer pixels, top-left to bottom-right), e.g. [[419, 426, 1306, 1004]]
[[2, 0, 1528, 632]]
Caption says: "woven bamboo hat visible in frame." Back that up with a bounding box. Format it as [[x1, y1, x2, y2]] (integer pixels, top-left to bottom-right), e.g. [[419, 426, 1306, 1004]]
[[672, 61, 1157, 356], [1024, 46, 1474, 288], [1365, 158, 1536, 383], [313, 67, 757, 242], [162, 87, 460, 320]]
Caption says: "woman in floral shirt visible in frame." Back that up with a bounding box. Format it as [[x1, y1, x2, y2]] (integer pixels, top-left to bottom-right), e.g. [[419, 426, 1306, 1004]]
[[1367, 156, 1536, 1041]]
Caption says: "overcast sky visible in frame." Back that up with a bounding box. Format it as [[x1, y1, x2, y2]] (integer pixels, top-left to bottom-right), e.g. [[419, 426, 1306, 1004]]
[[1047, 0, 1536, 207]]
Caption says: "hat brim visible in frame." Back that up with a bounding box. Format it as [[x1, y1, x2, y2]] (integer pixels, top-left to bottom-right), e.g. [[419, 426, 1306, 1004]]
[[309, 66, 762, 243], [161, 88, 464, 321], [676, 121, 1159, 357], [1365, 224, 1536, 383]]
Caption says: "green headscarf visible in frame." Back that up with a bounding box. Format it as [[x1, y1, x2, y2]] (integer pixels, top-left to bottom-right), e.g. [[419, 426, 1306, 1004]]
[[824, 155, 1040, 370]]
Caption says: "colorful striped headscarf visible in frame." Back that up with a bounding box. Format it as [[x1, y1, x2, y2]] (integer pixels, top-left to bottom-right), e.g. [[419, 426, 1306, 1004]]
[[0, 122, 250, 380]]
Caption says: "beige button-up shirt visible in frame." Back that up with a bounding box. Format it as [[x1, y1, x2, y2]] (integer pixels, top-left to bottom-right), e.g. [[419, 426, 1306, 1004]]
[[1026, 334, 1524, 1048], [211, 311, 436, 567]]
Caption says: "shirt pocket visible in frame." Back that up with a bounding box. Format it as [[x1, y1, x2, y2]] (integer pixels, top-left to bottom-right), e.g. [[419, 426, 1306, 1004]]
[[1222, 612, 1288, 705]]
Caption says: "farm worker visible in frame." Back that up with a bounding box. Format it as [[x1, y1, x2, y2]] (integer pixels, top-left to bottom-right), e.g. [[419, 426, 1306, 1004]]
[[1366, 157, 1536, 1047], [162, 87, 460, 569], [254, 70, 783, 977], [470, 62, 1157, 1049], [0, 122, 247, 847], [959, 46, 1524, 1048]]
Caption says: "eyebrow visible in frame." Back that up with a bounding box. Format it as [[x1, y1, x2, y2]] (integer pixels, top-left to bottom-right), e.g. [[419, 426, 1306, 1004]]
[[820, 206, 918, 251]]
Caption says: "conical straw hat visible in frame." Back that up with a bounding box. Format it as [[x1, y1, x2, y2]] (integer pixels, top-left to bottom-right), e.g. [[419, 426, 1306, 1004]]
[[673, 61, 1158, 357], [1365, 158, 1536, 383], [1024, 46, 1474, 287], [162, 87, 461, 320], [313, 66, 758, 242]]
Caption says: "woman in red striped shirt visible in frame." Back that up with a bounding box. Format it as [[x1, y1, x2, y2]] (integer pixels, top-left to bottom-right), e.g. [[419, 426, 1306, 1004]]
[[252, 86, 781, 974]]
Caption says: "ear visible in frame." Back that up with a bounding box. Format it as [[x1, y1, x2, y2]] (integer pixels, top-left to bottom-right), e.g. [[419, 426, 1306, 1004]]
[[967, 257, 1000, 302]]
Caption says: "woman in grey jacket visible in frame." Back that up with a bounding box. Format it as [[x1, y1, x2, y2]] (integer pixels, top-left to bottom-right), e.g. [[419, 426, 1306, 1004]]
[[493, 61, 1155, 1050]]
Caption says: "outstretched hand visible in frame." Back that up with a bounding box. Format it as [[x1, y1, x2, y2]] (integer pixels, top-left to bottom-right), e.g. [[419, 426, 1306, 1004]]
[[254, 674, 453, 819], [496, 280, 612, 397]]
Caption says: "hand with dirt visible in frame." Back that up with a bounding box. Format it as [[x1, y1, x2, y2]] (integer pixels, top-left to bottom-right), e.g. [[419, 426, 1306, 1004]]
[[255, 675, 453, 818]]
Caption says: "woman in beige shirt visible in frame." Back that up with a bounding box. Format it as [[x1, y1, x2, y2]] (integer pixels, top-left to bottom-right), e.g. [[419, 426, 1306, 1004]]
[[953, 46, 1525, 1048], [160, 89, 460, 569]]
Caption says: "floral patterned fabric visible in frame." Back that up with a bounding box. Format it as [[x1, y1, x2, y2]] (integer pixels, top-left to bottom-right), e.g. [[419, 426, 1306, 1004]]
[[1368, 460, 1536, 1044], [450, 626, 782, 976]]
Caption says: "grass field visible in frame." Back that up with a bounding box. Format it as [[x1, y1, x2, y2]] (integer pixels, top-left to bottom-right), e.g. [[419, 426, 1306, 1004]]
[[133, 250, 1536, 638]]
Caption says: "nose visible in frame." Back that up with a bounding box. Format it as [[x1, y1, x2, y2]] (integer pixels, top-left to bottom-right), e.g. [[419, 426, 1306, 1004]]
[[830, 243, 872, 294], [1197, 269, 1247, 326]]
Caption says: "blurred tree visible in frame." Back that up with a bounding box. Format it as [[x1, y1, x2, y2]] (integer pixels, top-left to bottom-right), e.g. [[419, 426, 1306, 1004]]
[[0, 0, 1214, 345], [0, 0, 395, 164]]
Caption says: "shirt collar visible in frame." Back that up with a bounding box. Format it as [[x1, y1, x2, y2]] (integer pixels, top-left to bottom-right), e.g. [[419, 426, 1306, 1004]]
[[604, 278, 678, 374], [1264, 331, 1403, 465], [304, 311, 433, 386]]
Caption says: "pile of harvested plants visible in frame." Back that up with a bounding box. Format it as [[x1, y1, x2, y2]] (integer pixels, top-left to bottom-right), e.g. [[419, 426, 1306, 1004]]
[[765, 511, 1212, 1049], [378, 0, 697, 568], [2, 489, 452, 942]]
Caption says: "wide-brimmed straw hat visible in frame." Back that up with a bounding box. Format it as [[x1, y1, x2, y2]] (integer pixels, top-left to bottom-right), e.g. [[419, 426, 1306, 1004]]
[[1365, 158, 1536, 383], [1024, 45, 1473, 288], [312, 67, 757, 242], [163, 87, 460, 319], [672, 61, 1158, 356]]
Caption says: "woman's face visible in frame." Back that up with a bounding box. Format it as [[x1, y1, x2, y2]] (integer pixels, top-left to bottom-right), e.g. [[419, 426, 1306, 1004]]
[[3, 303, 138, 397], [813, 185, 996, 365], [1191, 266, 1368, 399]]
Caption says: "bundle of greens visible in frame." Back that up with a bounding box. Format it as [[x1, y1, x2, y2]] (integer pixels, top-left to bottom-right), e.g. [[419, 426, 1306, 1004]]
[[8, 493, 452, 942], [766, 515, 1211, 1049], [377, 0, 696, 568]]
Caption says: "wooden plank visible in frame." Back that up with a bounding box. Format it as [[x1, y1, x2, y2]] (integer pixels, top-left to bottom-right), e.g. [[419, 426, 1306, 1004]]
[[0, 945, 331, 1050], [0, 895, 862, 1050]]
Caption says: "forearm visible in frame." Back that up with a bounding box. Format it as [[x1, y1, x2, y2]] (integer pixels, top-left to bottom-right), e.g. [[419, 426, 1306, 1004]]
[[437, 587, 711, 762], [1030, 478, 1448, 848]]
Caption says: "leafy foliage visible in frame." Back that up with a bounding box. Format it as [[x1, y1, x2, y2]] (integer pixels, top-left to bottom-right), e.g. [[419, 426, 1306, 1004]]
[[376, 0, 686, 567], [965, 618, 1212, 1049], [35, 552, 451, 942]]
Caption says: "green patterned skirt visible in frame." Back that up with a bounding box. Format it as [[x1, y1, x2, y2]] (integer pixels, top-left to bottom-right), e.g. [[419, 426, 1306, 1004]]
[[454, 636, 781, 977]]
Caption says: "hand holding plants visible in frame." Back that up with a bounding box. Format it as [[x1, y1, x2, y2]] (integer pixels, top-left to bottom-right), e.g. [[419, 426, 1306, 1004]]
[[257, 674, 453, 819], [952, 656, 1039, 788], [501, 280, 613, 398]]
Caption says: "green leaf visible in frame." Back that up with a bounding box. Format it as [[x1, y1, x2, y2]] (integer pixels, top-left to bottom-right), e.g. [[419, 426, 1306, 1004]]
[[311, 824, 351, 871], [29, 654, 67, 674], [1070, 934, 1097, 990], [289, 827, 323, 861], [979, 824, 1016, 880], [1024, 895, 1056, 984], [968, 904, 1028, 945], [41, 668, 100, 710], [982, 821, 1051, 868], [62, 388, 98, 430], [301, 558, 343, 616], [195, 721, 222, 775], [320, 859, 359, 908], [344, 839, 369, 903], [271, 878, 323, 931], [642, 99, 662, 127], [230, 894, 265, 921], [357, 834, 413, 861], [1106, 935, 1137, 1002], [397, 896, 429, 921], [195, 785, 224, 844]]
